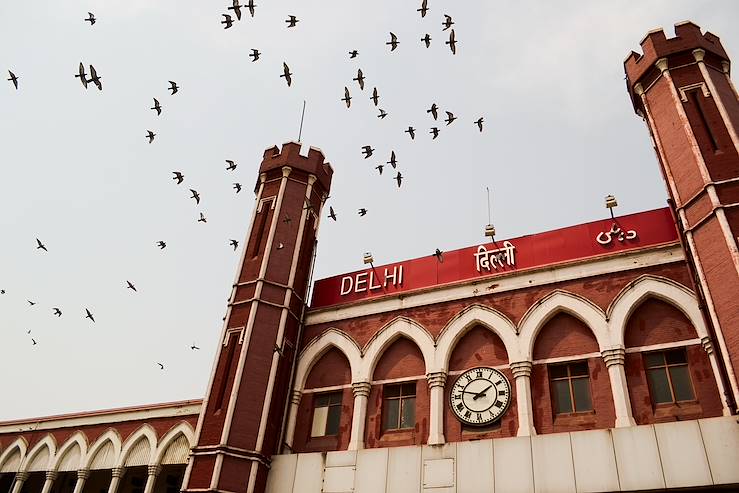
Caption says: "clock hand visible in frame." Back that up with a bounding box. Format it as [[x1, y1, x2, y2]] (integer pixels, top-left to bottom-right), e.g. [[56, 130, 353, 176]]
[[472, 385, 493, 401]]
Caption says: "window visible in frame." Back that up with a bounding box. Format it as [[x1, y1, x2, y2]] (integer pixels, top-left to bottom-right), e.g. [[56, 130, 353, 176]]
[[549, 361, 593, 414], [311, 392, 342, 437], [383, 382, 416, 431], [644, 349, 695, 404]]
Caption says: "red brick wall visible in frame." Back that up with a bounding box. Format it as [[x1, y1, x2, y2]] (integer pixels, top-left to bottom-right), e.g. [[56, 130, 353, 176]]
[[305, 347, 352, 389], [625, 298, 698, 347], [532, 313, 600, 360]]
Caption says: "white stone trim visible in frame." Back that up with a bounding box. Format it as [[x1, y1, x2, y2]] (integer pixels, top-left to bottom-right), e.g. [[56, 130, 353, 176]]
[[20, 435, 56, 472], [153, 422, 195, 465], [360, 317, 436, 380], [294, 329, 362, 392], [50, 432, 87, 472], [0, 438, 27, 473], [116, 425, 156, 468], [624, 339, 701, 353], [83, 429, 122, 471]]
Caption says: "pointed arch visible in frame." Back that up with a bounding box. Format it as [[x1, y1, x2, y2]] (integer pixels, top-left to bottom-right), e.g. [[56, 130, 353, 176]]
[[153, 422, 194, 465], [518, 290, 609, 361], [84, 429, 122, 470], [0, 438, 27, 473], [435, 304, 519, 369], [360, 317, 435, 379], [21, 435, 56, 472], [117, 425, 156, 468], [51, 432, 87, 472], [295, 329, 362, 389], [608, 275, 706, 347]]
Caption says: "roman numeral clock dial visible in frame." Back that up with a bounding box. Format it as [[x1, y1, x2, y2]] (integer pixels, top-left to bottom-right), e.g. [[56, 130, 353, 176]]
[[450, 367, 511, 426]]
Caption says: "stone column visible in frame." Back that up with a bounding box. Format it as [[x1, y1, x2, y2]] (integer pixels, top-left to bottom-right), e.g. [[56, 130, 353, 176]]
[[41, 471, 57, 493], [510, 361, 536, 436], [701, 336, 733, 416], [427, 372, 447, 445], [347, 382, 372, 451], [10, 472, 29, 493], [107, 467, 125, 493], [143, 465, 162, 493], [602, 348, 636, 427], [283, 390, 302, 451], [72, 469, 90, 493]]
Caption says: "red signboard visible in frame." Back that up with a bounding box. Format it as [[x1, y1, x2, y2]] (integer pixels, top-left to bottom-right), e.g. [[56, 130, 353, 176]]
[[310, 207, 679, 309]]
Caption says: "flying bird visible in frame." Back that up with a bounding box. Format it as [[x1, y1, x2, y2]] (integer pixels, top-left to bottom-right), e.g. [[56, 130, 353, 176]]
[[280, 62, 292, 86], [387, 151, 398, 168], [342, 87, 351, 108], [172, 171, 184, 184], [8, 70, 19, 90], [328, 206, 337, 221], [375, 164, 384, 175], [157, 241, 167, 249], [475, 117, 484, 132], [32, 338, 37, 346], [168, 81, 179, 95], [226, 160, 237, 171], [0, 289, 5, 294], [151, 98, 162, 116], [370, 87, 379, 106], [85, 308, 95, 322], [395, 172, 403, 188], [126, 281, 137, 292], [27, 300, 36, 306], [222, 14, 234, 29], [361, 146, 374, 159], [377, 108, 388, 119], [427, 103, 438, 120], [75, 63, 88, 89], [146, 130, 156, 143], [443, 14, 454, 30], [249, 49, 261, 62], [446, 29, 457, 54], [85, 12, 96, 25], [228, 0, 242, 20], [157, 362, 164, 370], [421, 34, 431, 48], [198, 212, 207, 223], [353, 69, 365, 90], [88, 65, 102, 90], [430, 127, 440, 139], [229, 239, 239, 250], [233, 183, 242, 193], [445, 111, 457, 125], [246, 0, 256, 17], [349, 50, 359, 59], [358, 208, 367, 217], [53, 307, 62, 317], [191, 344, 200, 350], [405, 126, 416, 139], [387, 32, 399, 51], [285, 15, 298, 27], [417, 0, 429, 17], [36, 238, 48, 251], [190, 189, 201, 204], [434, 248, 444, 261]]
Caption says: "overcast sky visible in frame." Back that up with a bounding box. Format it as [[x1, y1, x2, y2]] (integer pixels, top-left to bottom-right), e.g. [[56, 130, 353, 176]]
[[1, 1, 738, 421]]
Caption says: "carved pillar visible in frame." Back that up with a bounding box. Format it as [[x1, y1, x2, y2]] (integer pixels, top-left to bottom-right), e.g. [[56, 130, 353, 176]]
[[602, 348, 636, 427], [701, 337, 733, 416], [143, 465, 161, 493], [72, 469, 90, 493], [107, 467, 125, 493], [348, 382, 372, 451], [510, 361, 536, 436], [11, 472, 29, 493], [283, 389, 303, 451], [427, 371, 447, 445], [41, 471, 57, 493]]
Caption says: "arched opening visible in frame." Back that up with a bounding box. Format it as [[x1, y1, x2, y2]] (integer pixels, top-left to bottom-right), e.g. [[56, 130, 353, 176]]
[[22, 442, 51, 493], [0, 447, 22, 493], [151, 434, 190, 493], [54, 441, 83, 493], [293, 347, 353, 453], [624, 298, 722, 424], [444, 324, 516, 441], [530, 313, 614, 433], [366, 337, 427, 448], [119, 437, 152, 493]]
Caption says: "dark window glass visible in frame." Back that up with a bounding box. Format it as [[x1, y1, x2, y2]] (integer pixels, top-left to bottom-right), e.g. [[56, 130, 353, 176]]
[[644, 349, 695, 405], [383, 398, 400, 430], [383, 382, 416, 430], [325, 402, 342, 435], [665, 349, 687, 365], [311, 391, 343, 437], [401, 397, 416, 428], [669, 365, 695, 401], [570, 361, 589, 376], [552, 380, 573, 413], [647, 368, 673, 403], [549, 365, 568, 379], [549, 361, 592, 414], [572, 378, 593, 411], [644, 352, 665, 368]]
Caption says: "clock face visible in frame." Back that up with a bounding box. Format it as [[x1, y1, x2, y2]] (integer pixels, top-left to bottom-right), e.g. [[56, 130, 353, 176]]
[[449, 367, 511, 426]]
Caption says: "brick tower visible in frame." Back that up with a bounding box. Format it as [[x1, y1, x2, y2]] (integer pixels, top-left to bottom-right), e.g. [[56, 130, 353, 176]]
[[625, 22, 739, 411], [182, 142, 333, 493]]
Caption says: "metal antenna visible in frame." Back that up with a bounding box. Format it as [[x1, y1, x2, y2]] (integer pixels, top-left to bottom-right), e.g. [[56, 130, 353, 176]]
[[297, 100, 307, 142], [486, 187, 492, 224]]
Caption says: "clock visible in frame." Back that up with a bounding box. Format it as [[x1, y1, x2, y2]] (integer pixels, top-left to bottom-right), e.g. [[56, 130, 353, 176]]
[[449, 367, 511, 426]]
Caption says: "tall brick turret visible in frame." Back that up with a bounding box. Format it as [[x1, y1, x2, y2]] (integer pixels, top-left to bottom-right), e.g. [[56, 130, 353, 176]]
[[182, 142, 333, 493], [625, 22, 739, 411]]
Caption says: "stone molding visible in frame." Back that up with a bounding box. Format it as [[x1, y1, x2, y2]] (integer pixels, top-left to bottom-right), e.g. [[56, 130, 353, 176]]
[[426, 371, 447, 389], [351, 381, 371, 398], [602, 348, 626, 368], [510, 361, 533, 379]]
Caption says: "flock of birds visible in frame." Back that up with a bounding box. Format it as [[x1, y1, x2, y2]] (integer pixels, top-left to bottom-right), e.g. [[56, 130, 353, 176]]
[[4, 0, 486, 372]]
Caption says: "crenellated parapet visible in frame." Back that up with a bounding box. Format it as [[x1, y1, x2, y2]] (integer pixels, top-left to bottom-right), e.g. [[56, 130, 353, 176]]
[[259, 142, 333, 195]]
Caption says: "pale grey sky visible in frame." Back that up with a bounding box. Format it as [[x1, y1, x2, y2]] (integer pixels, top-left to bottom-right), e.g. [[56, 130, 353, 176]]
[[1, 1, 738, 421]]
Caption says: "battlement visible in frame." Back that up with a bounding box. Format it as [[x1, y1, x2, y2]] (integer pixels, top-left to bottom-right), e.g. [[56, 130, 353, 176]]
[[259, 141, 333, 192], [624, 21, 728, 87]]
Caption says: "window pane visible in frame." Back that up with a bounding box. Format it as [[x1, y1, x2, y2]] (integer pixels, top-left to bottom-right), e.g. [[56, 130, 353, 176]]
[[400, 397, 416, 428], [644, 352, 665, 368], [328, 392, 343, 405], [552, 380, 573, 414], [570, 362, 589, 377], [647, 368, 673, 403], [666, 349, 687, 365], [401, 382, 416, 397], [669, 366, 695, 401], [549, 365, 568, 379], [384, 385, 400, 398], [572, 377, 593, 411], [383, 398, 400, 430], [314, 394, 330, 407], [325, 404, 341, 435], [311, 406, 328, 437]]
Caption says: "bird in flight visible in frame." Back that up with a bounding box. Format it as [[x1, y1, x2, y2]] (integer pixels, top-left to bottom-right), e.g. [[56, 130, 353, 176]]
[[190, 189, 201, 204], [36, 238, 48, 252], [226, 160, 237, 171], [172, 171, 184, 184], [375, 164, 384, 175], [358, 208, 368, 217], [222, 14, 234, 29], [377, 109, 388, 119], [191, 344, 200, 350], [8, 70, 19, 90], [427, 103, 439, 120], [146, 130, 156, 143], [445, 111, 457, 125], [0, 289, 5, 294], [27, 300, 36, 306], [353, 69, 365, 90], [53, 307, 62, 317], [228, 0, 242, 20], [387, 151, 398, 168], [285, 15, 298, 27], [229, 239, 239, 250], [126, 281, 137, 292], [32, 338, 37, 346], [233, 183, 242, 193], [417, 0, 429, 17], [328, 206, 337, 221], [281, 62, 292, 86], [198, 212, 207, 223], [246, 0, 256, 17], [405, 126, 416, 139], [168, 81, 179, 95], [387, 32, 399, 51], [249, 49, 261, 62], [342, 87, 351, 108], [88, 65, 102, 90], [446, 29, 457, 54], [434, 248, 444, 261], [395, 172, 403, 188], [151, 98, 162, 116], [475, 117, 484, 132], [85, 12, 96, 25], [430, 127, 440, 139], [157, 241, 167, 249], [85, 308, 95, 322], [370, 87, 379, 106], [421, 34, 431, 48], [75, 63, 88, 89], [361, 146, 374, 158], [443, 14, 454, 30], [349, 50, 359, 59], [157, 362, 165, 370]]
